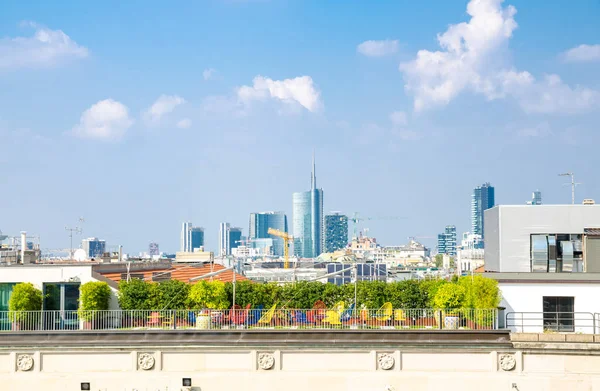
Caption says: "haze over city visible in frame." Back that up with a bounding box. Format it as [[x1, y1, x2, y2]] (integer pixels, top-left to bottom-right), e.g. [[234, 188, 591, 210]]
[[1, 0, 599, 253]]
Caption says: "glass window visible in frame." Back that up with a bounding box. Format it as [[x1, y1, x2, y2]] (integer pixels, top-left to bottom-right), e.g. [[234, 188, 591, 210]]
[[43, 283, 80, 330], [543, 296, 574, 332], [0, 283, 16, 331]]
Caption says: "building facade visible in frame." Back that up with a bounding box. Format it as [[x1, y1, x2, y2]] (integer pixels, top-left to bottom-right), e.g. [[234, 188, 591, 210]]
[[81, 237, 106, 259], [484, 204, 600, 273], [472, 183, 495, 244], [181, 222, 204, 252], [437, 225, 457, 256], [249, 211, 288, 256], [148, 242, 159, 256], [324, 212, 348, 253], [292, 157, 324, 258]]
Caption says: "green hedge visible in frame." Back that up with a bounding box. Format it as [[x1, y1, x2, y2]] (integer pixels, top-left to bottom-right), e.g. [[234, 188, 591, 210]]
[[78, 281, 112, 321], [8, 283, 43, 322], [116, 276, 501, 311]]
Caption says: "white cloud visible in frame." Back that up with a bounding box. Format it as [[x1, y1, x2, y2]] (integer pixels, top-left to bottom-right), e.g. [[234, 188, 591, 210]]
[[72, 99, 133, 141], [203, 68, 216, 80], [0, 23, 88, 70], [399, 0, 599, 115], [357, 39, 399, 57], [563, 44, 600, 63], [389, 111, 408, 126], [177, 118, 192, 129], [237, 75, 322, 112], [143, 95, 186, 124]]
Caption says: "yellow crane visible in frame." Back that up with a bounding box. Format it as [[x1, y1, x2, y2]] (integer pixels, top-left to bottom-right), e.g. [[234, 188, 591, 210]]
[[268, 228, 294, 269]]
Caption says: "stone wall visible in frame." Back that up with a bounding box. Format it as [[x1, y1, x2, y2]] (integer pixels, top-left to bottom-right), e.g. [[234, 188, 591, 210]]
[[1, 331, 599, 390]]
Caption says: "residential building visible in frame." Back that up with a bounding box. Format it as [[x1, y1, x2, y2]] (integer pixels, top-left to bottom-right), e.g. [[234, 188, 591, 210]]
[[325, 212, 348, 253], [82, 237, 106, 259], [383, 240, 430, 266], [148, 242, 159, 256], [249, 211, 288, 256], [293, 155, 324, 258], [437, 225, 457, 256], [456, 233, 484, 273], [181, 222, 204, 252], [526, 190, 542, 205], [471, 182, 495, 244], [484, 204, 600, 273]]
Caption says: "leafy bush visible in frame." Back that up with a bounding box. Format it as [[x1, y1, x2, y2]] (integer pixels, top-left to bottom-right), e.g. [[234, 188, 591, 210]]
[[188, 280, 229, 310], [385, 280, 428, 309], [458, 275, 501, 309], [9, 283, 43, 322], [78, 281, 111, 320], [117, 279, 153, 310], [432, 283, 466, 310]]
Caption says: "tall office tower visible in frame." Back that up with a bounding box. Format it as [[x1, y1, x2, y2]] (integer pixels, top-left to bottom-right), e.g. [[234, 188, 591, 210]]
[[437, 225, 457, 256], [527, 190, 542, 205], [471, 182, 495, 242], [219, 223, 243, 256], [249, 211, 288, 256], [219, 223, 230, 257], [148, 242, 160, 256], [292, 154, 324, 258], [181, 222, 205, 252], [325, 212, 348, 253], [82, 237, 106, 258]]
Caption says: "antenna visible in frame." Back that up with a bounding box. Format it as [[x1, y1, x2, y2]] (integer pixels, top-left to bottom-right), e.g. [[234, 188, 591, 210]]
[[559, 172, 582, 204], [65, 225, 83, 260]]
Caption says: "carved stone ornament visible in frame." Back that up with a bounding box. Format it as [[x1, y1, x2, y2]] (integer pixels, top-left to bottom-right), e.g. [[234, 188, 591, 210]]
[[378, 353, 395, 370], [137, 353, 155, 370], [499, 354, 516, 371], [16, 354, 34, 371], [257, 352, 275, 370]]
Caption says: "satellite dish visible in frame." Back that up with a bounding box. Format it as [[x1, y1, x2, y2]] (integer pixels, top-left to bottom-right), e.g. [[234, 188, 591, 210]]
[[73, 249, 87, 262]]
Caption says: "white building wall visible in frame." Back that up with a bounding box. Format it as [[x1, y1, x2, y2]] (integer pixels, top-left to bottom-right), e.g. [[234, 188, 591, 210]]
[[485, 205, 600, 272], [499, 282, 600, 333]]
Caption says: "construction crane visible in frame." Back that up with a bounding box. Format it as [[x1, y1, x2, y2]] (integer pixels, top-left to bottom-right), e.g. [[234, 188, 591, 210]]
[[267, 228, 294, 269], [349, 212, 404, 239]]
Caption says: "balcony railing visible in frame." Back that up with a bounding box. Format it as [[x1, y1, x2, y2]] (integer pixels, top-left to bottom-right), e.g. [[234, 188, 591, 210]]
[[506, 312, 598, 334], [0, 308, 498, 332]]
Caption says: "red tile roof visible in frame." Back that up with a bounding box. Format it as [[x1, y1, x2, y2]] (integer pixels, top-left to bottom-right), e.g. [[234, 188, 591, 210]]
[[99, 263, 248, 284]]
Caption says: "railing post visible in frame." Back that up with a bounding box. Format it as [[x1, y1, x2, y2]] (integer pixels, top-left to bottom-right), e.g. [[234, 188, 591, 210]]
[[173, 310, 176, 330], [438, 310, 443, 330]]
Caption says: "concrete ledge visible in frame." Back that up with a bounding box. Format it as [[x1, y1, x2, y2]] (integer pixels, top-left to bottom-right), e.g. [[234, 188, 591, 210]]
[[566, 334, 595, 343], [510, 333, 539, 342], [537, 333, 567, 342], [0, 329, 511, 349]]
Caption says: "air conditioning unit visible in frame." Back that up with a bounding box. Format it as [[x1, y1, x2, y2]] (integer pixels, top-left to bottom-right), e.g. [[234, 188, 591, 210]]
[[583, 199, 595, 205]]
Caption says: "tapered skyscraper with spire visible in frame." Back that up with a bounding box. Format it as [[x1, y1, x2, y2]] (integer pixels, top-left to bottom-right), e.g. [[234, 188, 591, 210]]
[[292, 154, 324, 258]]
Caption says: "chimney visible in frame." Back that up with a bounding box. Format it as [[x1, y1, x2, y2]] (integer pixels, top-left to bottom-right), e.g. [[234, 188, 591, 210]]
[[20, 231, 26, 264]]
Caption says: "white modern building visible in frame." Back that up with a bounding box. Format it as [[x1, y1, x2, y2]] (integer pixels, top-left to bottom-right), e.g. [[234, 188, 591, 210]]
[[484, 204, 600, 273], [457, 233, 484, 273]]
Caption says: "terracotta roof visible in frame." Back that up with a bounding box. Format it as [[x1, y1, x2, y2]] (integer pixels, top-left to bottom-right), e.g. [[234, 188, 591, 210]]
[[473, 265, 485, 273], [99, 263, 248, 284]]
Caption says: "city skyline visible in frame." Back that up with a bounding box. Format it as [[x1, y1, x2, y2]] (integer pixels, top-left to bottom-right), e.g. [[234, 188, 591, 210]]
[[0, 0, 598, 253]]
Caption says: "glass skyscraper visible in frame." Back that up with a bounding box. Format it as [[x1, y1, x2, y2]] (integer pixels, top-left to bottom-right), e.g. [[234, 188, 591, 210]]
[[181, 222, 204, 252], [325, 212, 348, 253], [219, 223, 242, 256], [437, 225, 457, 256], [249, 212, 288, 256], [471, 183, 495, 243], [293, 156, 324, 258]]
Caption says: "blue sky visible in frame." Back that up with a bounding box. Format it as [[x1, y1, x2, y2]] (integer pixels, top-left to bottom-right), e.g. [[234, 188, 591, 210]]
[[1, 0, 599, 253]]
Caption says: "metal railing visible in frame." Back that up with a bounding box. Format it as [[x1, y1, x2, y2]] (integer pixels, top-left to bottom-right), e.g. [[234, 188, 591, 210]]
[[506, 312, 597, 334], [0, 308, 498, 332]]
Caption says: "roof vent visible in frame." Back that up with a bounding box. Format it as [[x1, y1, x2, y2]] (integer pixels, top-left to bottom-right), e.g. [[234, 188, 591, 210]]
[[583, 199, 595, 205]]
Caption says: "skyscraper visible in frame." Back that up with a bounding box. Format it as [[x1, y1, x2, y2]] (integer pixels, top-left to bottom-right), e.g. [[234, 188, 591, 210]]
[[148, 242, 160, 256], [82, 237, 106, 258], [293, 155, 324, 258], [471, 183, 495, 242], [325, 212, 348, 253], [219, 223, 243, 256], [437, 225, 457, 256], [527, 190, 542, 205], [249, 211, 288, 256], [181, 222, 204, 252]]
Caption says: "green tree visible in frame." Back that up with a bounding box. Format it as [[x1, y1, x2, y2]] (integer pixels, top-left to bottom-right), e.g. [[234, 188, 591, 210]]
[[419, 278, 448, 307], [188, 281, 229, 310], [459, 275, 501, 309], [434, 254, 444, 268], [117, 279, 153, 310], [432, 283, 466, 310], [9, 283, 43, 323], [78, 281, 111, 320], [385, 280, 428, 309]]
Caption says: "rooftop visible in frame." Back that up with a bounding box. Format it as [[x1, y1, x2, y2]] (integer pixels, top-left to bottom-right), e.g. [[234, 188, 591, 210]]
[[98, 262, 248, 284]]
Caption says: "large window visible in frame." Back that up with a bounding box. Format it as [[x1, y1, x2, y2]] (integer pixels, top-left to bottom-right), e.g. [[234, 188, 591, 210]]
[[543, 296, 574, 332], [0, 283, 16, 331], [43, 283, 80, 330]]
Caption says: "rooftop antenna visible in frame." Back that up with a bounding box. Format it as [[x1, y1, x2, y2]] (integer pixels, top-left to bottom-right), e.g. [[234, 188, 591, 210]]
[[559, 172, 581, 204], [65, 224, 82, 260]]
